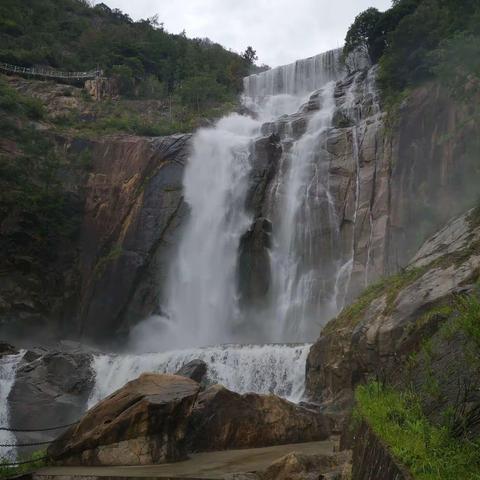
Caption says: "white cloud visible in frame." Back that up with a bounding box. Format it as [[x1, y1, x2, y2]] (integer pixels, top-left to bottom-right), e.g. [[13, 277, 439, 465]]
[[98, 0, 392, 67]]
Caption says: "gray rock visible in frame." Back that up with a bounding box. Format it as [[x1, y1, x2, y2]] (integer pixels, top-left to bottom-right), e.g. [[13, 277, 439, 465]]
[[305, 209, 480, 422], [8, 350, 94, 452], [0, 342, 17, 357], [175, 359, 208, 384]]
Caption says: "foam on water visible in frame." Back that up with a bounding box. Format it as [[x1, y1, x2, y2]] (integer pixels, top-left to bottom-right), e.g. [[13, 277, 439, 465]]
[[88, 343, 311, 407]]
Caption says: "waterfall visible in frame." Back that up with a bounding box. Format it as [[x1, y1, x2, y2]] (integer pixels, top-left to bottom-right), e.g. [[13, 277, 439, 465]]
[[0, 352, 24, 461], [267, 81, 341, 341], [244, 49, 343, 99], [129, 49, 346, 351], [89, 344, 311, 406], [130, 114, 261, 352]]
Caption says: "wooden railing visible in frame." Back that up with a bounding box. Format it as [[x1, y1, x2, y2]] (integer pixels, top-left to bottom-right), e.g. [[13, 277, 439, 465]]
[[0, 62, 102, 81]]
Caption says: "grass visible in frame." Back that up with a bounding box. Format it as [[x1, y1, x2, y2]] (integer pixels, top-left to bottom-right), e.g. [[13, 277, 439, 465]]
[[354, 382, 480, 480], [323, 267, 427, 334], [0, 450, 48, 479], [443, 294, 480, 350]]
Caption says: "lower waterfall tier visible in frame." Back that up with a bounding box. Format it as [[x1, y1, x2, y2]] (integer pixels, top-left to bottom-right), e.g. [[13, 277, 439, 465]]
[[88, 343, 312, 407]]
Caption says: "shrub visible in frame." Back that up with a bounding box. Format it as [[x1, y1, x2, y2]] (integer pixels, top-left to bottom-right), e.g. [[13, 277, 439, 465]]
[[355, 382, 480, 479]]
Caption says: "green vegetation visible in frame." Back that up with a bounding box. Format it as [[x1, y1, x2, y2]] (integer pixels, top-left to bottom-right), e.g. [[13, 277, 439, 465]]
[[0, 450, 48, 479], [0, 76, 44, 120], [446, 294, 480, 349], [344, 0, 480, 104], [0, 77, 85, 266], [324, 267, 427, 333], [50, 94, 237, 137], [0, 0, 258, 107], [354, 382, 480, 479]]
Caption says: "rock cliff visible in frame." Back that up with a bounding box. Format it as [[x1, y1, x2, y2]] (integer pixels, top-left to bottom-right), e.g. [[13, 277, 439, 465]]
[[305, 208, 480, 421]]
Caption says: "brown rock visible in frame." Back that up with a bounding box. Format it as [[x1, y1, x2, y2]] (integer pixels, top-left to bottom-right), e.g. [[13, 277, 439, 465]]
[[188, 385, 331, 452], [48, 373, 200, 466], [260, 451, 352, 480]]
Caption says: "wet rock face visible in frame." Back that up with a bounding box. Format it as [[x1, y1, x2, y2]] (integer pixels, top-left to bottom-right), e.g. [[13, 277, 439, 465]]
[[76, 134, 191, 340], [48, 373, 200, 466], [237, 133, 281, 307], [8, 349, 94, 451], [175, 359, 208, 385], [305, 209, 480, 415], [188, 384, 331, 452]]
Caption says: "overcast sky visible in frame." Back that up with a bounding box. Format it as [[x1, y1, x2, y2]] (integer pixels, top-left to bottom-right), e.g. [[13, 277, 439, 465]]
[[96, 0, 392, 67]]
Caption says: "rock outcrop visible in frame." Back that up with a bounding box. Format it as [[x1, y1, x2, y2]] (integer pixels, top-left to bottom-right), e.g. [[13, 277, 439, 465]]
[[48, 373, 200, 466], [175, 359, 208, 385], [188, 384, 331, 452], [8, 347, 94, 451], [3, 60, 479, 346], [305, 208, 480, 421], [351, 422, 412, 480], [260, 451, 352, 480], [76, 134, 191, 340]]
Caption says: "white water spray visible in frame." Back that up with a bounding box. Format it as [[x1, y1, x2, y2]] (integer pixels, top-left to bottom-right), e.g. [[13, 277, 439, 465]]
[[89, 343, 311, 406], [0, 352, 24, 461], [267, 81, 341, 341], [130, 49, 345, 351]]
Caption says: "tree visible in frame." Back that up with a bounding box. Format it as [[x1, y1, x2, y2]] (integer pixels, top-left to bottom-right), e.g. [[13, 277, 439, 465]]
[[344, 8, 383, 60], [242, 46, 258, 64], [178, 75, 230, 111]]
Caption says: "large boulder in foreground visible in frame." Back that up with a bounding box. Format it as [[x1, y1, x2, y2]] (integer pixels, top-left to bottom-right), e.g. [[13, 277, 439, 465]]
[[48, 373, 200, 466], [188, 384, 331, 452]]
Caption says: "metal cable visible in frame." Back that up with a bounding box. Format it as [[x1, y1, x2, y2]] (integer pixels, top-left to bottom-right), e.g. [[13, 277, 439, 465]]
[[0, 440, 54, 448], [0, 421, 78, 432]]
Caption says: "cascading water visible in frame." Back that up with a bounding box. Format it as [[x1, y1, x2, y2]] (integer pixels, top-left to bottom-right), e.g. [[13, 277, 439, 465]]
[[130, 114, 262, 352], [266, 81, 341, 342], [94, 48, 373, 406], [0, 352, 24, 461], [129, 48, 345, 351], [89, 344, 311, 406]]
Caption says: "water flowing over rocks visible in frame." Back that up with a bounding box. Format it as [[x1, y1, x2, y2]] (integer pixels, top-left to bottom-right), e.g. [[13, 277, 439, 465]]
[[3, 49, 477, 351], [188, 384, 331, 452], [48, 373, 200, 466], [88, 344, 311, 406]]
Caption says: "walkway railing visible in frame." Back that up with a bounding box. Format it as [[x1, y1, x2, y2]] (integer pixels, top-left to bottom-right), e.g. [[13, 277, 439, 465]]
[[0, 62, 102, 81]]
